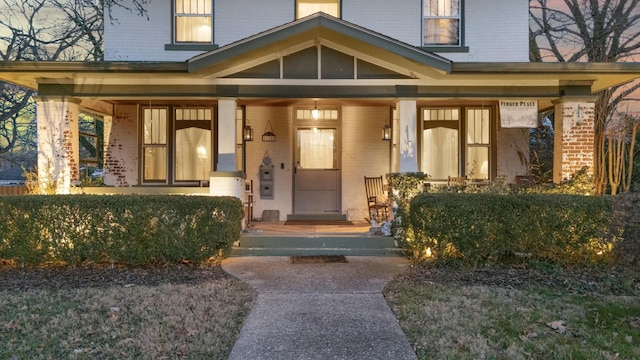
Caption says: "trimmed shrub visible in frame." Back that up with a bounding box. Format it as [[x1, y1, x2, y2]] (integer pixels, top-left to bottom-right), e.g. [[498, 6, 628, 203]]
[[409, 193, 616, 266], [0, 195, 243, 266], [612, 192, 640, 265]]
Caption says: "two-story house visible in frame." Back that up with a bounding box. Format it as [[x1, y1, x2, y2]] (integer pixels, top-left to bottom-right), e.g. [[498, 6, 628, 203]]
[[2, 0, 640, 221]]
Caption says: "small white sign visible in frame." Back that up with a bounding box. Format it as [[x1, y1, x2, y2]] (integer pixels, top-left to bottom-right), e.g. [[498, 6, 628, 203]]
[[500, 100, 538, 128]]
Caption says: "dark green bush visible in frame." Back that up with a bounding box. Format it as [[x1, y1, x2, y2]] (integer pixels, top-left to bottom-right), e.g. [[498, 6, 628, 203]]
[[0, 195, 243, 266], [409, 193, 616, 266]]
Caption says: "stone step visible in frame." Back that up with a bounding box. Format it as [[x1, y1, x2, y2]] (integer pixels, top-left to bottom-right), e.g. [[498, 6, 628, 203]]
[[230, 235, 405, 257]]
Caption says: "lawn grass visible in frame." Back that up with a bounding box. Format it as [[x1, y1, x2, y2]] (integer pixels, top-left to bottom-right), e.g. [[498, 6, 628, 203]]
[[384, 264, 640, 360], [0, 266, 255, 360]]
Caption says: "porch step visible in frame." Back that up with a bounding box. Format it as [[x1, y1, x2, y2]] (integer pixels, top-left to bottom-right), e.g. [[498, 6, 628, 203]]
[[230, 235, 405, 257], [285, 214, 347, 221]]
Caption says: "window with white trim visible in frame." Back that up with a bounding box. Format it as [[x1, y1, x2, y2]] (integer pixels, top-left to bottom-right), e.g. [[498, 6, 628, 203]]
[[423, 0, 461, 46], [141, 106, 214, 184], [296, 0, 340, 19], [142, 108, 168, 182], [466, 108, 490, 180], [422, 108, 460, 180], [421, 106, 492, 181], [175, 0, 213, 43]]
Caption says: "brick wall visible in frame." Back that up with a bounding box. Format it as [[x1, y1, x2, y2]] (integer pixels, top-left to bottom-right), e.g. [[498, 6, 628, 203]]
[[103, 105, 139, 186], [554, 101, 595, 182], [36, 97, 80, 193]]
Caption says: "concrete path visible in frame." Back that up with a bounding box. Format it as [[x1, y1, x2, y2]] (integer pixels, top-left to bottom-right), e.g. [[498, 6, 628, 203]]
[[222, 256, 417, 360]]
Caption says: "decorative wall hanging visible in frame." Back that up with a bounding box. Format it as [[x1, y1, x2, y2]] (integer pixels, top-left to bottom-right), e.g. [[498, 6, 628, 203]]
[[262, 120, 276, 142]]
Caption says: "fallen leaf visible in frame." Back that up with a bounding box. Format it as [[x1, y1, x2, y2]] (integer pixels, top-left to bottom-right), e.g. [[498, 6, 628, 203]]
[[520, 328, 538, 341], [602, 350, 619, 360], [4, 321, 21, 330], [547, 320, 567, 333], [625, 335, 633, 344]]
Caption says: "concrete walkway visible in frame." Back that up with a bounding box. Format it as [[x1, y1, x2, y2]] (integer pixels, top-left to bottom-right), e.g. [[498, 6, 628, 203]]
[[222, 256, 417, 360]]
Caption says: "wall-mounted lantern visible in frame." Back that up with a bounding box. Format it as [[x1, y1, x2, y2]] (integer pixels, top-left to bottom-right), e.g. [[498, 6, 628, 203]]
[[243, 124, 254, 141], [381, 124, 391, 141]]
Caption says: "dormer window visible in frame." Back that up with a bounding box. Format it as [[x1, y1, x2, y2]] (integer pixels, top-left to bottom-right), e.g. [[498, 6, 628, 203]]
[[175, 0, 213, 43], [296, 0, 340, 19], [423, 0, 461, 46]]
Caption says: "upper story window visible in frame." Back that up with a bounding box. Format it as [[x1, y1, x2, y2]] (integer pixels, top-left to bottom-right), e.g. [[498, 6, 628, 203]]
[[296, 0, 340, 19], [175, 0, 213, 43], [423, 0, 461, 46]]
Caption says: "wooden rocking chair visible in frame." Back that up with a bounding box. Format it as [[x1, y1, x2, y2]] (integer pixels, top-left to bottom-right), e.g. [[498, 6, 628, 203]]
[[364, 176, 390, 222]]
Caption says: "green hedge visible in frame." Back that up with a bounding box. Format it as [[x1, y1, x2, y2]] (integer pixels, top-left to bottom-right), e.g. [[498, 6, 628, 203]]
[[409, 193, 616, 266], [0, 195, 244, 266]]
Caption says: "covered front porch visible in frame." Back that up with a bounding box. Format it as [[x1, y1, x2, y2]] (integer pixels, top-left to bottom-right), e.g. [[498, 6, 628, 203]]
[[2, 13, 640, 222]]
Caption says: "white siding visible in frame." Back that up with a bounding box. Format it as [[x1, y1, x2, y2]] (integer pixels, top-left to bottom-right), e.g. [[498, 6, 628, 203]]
[[442, 0, 530, 62], [104, 0, 529, 63], [342, 0, 421, 46], [341, 106, 391, 221], [104, 0, 204, 61], [496, 128, 530, 183], [215, 0, 292, 46], [244, 106, 294, 221]]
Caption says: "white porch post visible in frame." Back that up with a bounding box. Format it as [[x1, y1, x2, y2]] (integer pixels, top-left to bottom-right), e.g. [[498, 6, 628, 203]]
[[217, 98, 238, 171], [35, 96, 81, 194], [210, 98, 245, 199], [395, 99, 418, 172], [552, 97, 597, 184]]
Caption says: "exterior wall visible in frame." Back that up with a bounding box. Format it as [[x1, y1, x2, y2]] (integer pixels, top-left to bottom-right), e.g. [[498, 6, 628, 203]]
[[342, 0, 421, 46], [553, 101, 596, 183], [104, 0, 202, 61], [215, 0, 292, 46], [442, 0, 529, 62], [104, 0, 529, 62], [103, 105, 138, 186], [243, 104, 391, 221], [341, 106, 391, 221], [36, 97, 80, 194], [496, 127, 530, 182], [245, 106, 294, 221]]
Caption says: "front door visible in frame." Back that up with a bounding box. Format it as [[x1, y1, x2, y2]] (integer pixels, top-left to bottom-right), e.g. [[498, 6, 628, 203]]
[[294, 126, 341, 214]]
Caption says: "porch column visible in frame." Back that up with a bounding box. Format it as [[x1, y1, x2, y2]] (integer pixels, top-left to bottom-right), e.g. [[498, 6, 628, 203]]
[[210, 98, 245, 199], [552, 97, 597, 183], [395, 99, 418, 172], [217, 98, 238, 171], [35, 96, 81, 194]]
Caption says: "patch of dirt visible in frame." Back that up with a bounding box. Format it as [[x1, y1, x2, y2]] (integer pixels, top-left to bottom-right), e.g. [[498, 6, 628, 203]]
[[0, 262, 230, 292], [399, 263, 640, 296]]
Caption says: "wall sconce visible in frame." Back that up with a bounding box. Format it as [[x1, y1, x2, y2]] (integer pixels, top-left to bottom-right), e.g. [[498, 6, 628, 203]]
[[243, 125, 254, 141], [311, 101, 320, 120], [381, 124, 391, 141]]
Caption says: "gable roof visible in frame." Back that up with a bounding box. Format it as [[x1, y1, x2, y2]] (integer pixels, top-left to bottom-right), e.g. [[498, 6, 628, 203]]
[[187, 12, 452, 76]]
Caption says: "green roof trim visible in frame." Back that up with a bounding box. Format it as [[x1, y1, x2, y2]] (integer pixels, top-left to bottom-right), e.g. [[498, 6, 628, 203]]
[[187, 13, 452, 74], [0, 61, 188, 73], [452, 62, 640, 74]]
